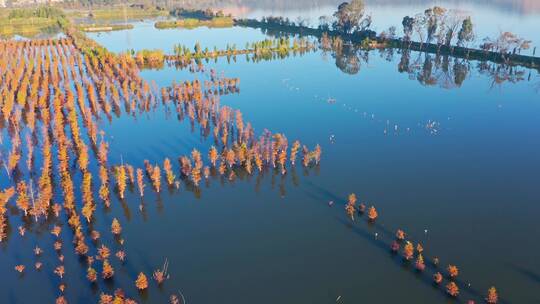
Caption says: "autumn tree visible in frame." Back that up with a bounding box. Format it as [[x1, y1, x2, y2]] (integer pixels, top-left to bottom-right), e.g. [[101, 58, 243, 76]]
[[290, 140, 301, 165], [151, 165, 161, 193], [16, 181, 30, 216], [446, 282, 459, 297], [135, 272, 148, 290], [395, 229, 405, 240], [209, 146, 218, 167], [403, 242, 414, 260], [345, 193, 356, 221], [111, 218, 122, 235], [99, 166, 110, 205], [153, 259, 169, 285], [367, 206, 378, 221], [415, 254, 426, 271], [116, 165, 127, 199], [163, 158, 176, 186], [136, 168, 145, 197], [102, 259, 114, 279], [86, 267, 97, 283], [486, 286, 498, 304], [447, 264, 459, 278]]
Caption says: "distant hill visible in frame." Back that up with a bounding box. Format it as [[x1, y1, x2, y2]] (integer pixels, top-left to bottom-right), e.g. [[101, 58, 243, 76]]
[[219, 0, 540, 14], [3, 0, 540, 15], [167, 0, 540, 14]]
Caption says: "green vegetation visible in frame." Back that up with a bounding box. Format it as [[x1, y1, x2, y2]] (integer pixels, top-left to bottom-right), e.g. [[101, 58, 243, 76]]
[[7, 6, 65, 19], [0, 5, 164, 36], [0, 6, 66, 37], [64, 24, 112, 59], [70, 7, 168, 21], [169, 37, 315, 65], [134, 49, 165, 68], [77, 23, 134, 32], [169, 8, 229, 20], [155, 17, 234, 29]]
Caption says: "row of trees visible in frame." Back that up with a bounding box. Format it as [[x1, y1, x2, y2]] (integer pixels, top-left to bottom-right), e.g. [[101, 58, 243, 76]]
[[0, 36, 166, 303], [344, 193, 499, 303], [0, 30, 323, 303], [171, 38, 316, 62], [7, 6, 65, 19], [246, 1, 534, 58], [401, 7, 475, 47]]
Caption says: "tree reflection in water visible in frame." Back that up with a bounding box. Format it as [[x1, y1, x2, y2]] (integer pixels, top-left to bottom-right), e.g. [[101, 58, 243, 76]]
[[321, 37, 538, 90]]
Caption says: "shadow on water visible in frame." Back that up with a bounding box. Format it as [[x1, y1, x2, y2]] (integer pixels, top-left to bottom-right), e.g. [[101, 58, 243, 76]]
[[511, 264, 540, 285], [335, 216, 482, 303], [302, 180, 346, 205]]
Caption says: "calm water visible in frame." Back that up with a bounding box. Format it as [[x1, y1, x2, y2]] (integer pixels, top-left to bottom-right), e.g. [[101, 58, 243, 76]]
[[221, 0, 540, 50], [91, 21, 539, 303], [1, 2, 539, 303]]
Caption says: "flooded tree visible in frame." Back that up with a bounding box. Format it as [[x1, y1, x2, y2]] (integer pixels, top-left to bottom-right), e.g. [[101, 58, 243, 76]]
[[102, 260, 114, 279], [16, 181, 30, 216], [446, 282, 459, 297], [137, 169, 145, 197], [367, 206, 378, 221], [486, 286, 498, 304], [135, 272, 148, 290], [447, 265, 459, 278], [111, 218, 122, 235], [395, 229, 405, 240], [87, 267, 97, 282], [345, 193, 357, 221], [415, 254, 426, 271], [433, 272, 443, 284], [403, 242, 414, 260]]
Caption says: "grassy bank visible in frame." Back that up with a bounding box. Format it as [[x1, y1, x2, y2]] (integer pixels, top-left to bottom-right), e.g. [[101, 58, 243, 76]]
[[0, 23, 60, 37], [155, 17, 233, 29], [0, 7, 66, 37], [77, 23, 134, 32], [70, 7, 168, 21]]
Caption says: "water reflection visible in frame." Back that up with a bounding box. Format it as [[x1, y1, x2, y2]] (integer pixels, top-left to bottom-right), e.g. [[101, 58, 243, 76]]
[[161, 39, 539, 91]]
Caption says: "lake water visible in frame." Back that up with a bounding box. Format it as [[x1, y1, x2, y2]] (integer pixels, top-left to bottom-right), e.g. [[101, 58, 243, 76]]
[[1, 1, 539, 303]]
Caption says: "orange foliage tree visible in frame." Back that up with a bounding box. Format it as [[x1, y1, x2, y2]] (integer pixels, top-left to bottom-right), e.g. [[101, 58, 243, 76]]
[[345, 193, 356, 221], [135, 272, 148, 290], [486, 286, 498, 304], [116, 165, 127, 199], [102, 259, 114, 279], [151, 165, 161, 193], [136, 168, 145, 197], [446, 282, 459, 297], [447, 265, 459, 278], [403, 242, 414, 260], [111, 218, 122, 235], [163, 158, 176, 186], [367, 206, 378, 221]]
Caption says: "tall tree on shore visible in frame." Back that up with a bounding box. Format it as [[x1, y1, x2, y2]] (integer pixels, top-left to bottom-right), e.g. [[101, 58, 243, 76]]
[[333, 0, 371, 34], [457, 17, 475, 47], [443, 10, 466, 47], [402, 16, 415, 41], [424, 7, 446, 43]]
